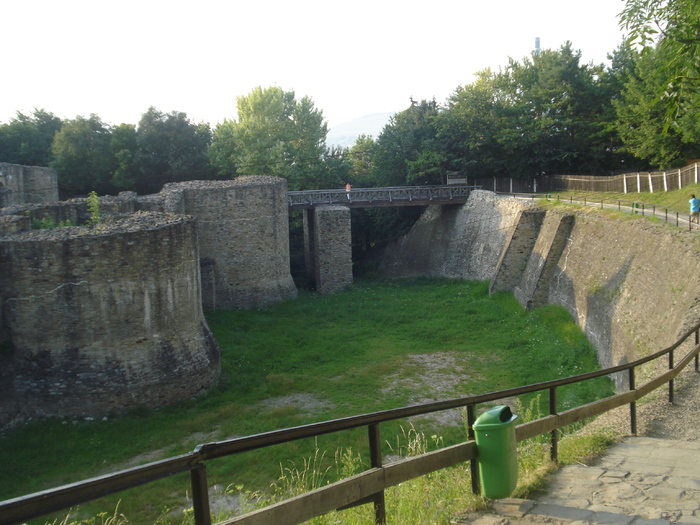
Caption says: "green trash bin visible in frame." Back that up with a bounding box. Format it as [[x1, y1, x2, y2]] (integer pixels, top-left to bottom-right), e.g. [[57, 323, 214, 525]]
[[473, 405, 518, 499]]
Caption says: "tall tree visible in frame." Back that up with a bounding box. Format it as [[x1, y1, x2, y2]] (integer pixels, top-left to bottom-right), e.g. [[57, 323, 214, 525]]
[[614, 44, 700, 167], [210, 86, 330, 190], [372, 99, 440, 186], [496, 43, 613, 177], [51, 115, 112, 196], [621, 0, 700, 126], [110, 123, 139, 190], [135, 107, 213, 194], [0, 109, 63, 166]]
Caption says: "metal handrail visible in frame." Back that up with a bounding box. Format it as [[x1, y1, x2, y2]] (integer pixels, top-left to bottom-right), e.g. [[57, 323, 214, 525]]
[[506, 192, 694, 230], [288, 185, 475, 208], [2, 319, 699, 525]]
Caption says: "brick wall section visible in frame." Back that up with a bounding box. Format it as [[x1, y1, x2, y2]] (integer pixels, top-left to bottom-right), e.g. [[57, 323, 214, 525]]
[[513, 213, 575, 309], [161, 177, 298, 309], [0, 213, 220, 423], [313, 205, 352, 295]]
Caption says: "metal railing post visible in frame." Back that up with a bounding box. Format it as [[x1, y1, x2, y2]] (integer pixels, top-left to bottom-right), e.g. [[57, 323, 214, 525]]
[[467, 405, 480, 495], [629, 367, 637, 435], [696, 330, 699, 372], [190, 464, 212, 525], [549, 387, 558, 462], [368, 423, 386, 525]]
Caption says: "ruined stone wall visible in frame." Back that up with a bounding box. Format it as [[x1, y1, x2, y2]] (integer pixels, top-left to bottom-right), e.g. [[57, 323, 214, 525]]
[[0, 213, 220, 424], [162, 177, 297, 309], [379, 192, 700, 380], [379, 190, 530, 280], [0, 163, 58, 205]]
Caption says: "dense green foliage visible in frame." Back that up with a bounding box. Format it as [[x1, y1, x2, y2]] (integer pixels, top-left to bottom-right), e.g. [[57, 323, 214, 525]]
[[0, 2, 697, 198], [0, 279, 613, 524], [2, 1, 699, 225]]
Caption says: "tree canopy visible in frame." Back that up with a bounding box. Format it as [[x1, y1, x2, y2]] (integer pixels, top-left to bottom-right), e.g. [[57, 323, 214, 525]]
[[209, 86, 337, 190]]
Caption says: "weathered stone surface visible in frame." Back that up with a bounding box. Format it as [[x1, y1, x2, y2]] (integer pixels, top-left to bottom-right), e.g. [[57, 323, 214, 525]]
[[379, 190, 531, 280], [162, 177, 297, 309], [381, 192, 700, 386], [313, 205, 352, 295], [0, 212, 220, 422], [0, 163, 58, 206]]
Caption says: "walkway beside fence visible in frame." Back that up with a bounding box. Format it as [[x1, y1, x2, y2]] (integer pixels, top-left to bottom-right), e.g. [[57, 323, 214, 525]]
[[455, 437, 700, 525]]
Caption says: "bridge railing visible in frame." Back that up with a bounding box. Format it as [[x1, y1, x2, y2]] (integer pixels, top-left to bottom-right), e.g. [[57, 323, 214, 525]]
[[288, 185, 475, 208], [2, 322, 699, 525]]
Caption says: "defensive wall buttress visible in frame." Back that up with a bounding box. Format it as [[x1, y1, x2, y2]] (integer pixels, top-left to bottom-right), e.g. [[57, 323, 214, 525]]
[[379, 190, 700, 387]]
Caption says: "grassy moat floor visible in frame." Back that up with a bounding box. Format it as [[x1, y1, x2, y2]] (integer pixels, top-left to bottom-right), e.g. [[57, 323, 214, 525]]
[[1, 278, 618, 525]]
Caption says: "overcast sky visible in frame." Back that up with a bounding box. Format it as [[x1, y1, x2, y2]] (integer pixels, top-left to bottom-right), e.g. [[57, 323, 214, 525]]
[[1, 0, 627, 129]]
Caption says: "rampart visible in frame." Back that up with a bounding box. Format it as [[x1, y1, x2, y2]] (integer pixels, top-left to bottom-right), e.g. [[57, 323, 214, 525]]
[[0, 176, 296, 427], [379, 190, 700, 382], [0, 213, 220, 422], [0, 163, 59, 206]]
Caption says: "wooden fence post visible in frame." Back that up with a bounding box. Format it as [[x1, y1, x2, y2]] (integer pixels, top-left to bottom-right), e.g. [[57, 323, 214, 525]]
[[629, 367, 637, 436], [669, 349, 675, 404], [191, 464, 212, 525], [368, 424, 386, 525], [467, 405, 480, 496], [549, 387, 558, 462]]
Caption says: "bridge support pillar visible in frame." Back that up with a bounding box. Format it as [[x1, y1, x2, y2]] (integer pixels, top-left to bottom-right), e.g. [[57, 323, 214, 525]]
[[303, 205, 353, 295]]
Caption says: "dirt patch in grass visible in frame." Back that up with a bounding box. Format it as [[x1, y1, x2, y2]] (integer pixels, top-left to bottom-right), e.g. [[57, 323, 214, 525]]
[[381, 352, 484, 428], [258, 393, 335, 416]]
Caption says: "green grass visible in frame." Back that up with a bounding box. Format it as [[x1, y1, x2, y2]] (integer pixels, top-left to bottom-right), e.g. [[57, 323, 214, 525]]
[[550, 182, 700, 215], [0, 278, 614, 524]]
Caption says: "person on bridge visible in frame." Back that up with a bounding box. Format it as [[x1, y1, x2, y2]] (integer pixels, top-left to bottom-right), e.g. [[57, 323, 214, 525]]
[[345, 182, 352, 201], [690, 194, 700, 223]]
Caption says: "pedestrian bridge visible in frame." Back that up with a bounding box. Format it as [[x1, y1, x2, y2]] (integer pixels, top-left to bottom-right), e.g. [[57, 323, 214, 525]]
[[288, 185, 475, 209]]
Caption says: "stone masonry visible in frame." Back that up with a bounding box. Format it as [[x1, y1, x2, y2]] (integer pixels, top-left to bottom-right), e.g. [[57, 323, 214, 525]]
[[0, 163, 58, 206], [0, 213, 220, 421], [311, 205, 353, 295]]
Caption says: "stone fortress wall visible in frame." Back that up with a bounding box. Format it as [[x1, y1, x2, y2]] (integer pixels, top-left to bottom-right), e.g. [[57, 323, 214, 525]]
[[0, 163, 59, 207], [3, 166, 699, 427], [0, 174, 297, 427], [380, 190, 700, 386]]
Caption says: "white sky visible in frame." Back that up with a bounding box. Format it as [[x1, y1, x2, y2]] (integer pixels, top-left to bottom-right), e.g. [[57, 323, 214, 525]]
[[1, 0, 627, 129]]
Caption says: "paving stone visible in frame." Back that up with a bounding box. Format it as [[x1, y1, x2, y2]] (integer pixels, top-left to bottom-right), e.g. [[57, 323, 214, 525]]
[[667, 476, 700, 490], [492, 498, 535, 518], [628, 474, 666, 486], [530, 503, 595, 521], [630, 519, 671, 525], [644, 485, 686, 500], [590, 510, 634, 524], [602, 470, 631, 479]]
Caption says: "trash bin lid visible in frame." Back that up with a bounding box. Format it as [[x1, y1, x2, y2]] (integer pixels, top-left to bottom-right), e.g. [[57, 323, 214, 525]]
[[473, 405, 518, 430]]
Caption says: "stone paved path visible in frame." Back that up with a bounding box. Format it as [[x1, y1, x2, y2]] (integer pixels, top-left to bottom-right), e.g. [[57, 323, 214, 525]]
[[453, 437, 700, 524]]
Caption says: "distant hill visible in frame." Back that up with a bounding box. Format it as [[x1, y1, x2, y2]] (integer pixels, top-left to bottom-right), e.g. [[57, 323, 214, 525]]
[[326, 112, 395, 148]]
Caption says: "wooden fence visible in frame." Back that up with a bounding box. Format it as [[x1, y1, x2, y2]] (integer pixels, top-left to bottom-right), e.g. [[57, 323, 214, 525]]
[[2, 323, 700, 525], [462, 162, 700, 194]]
